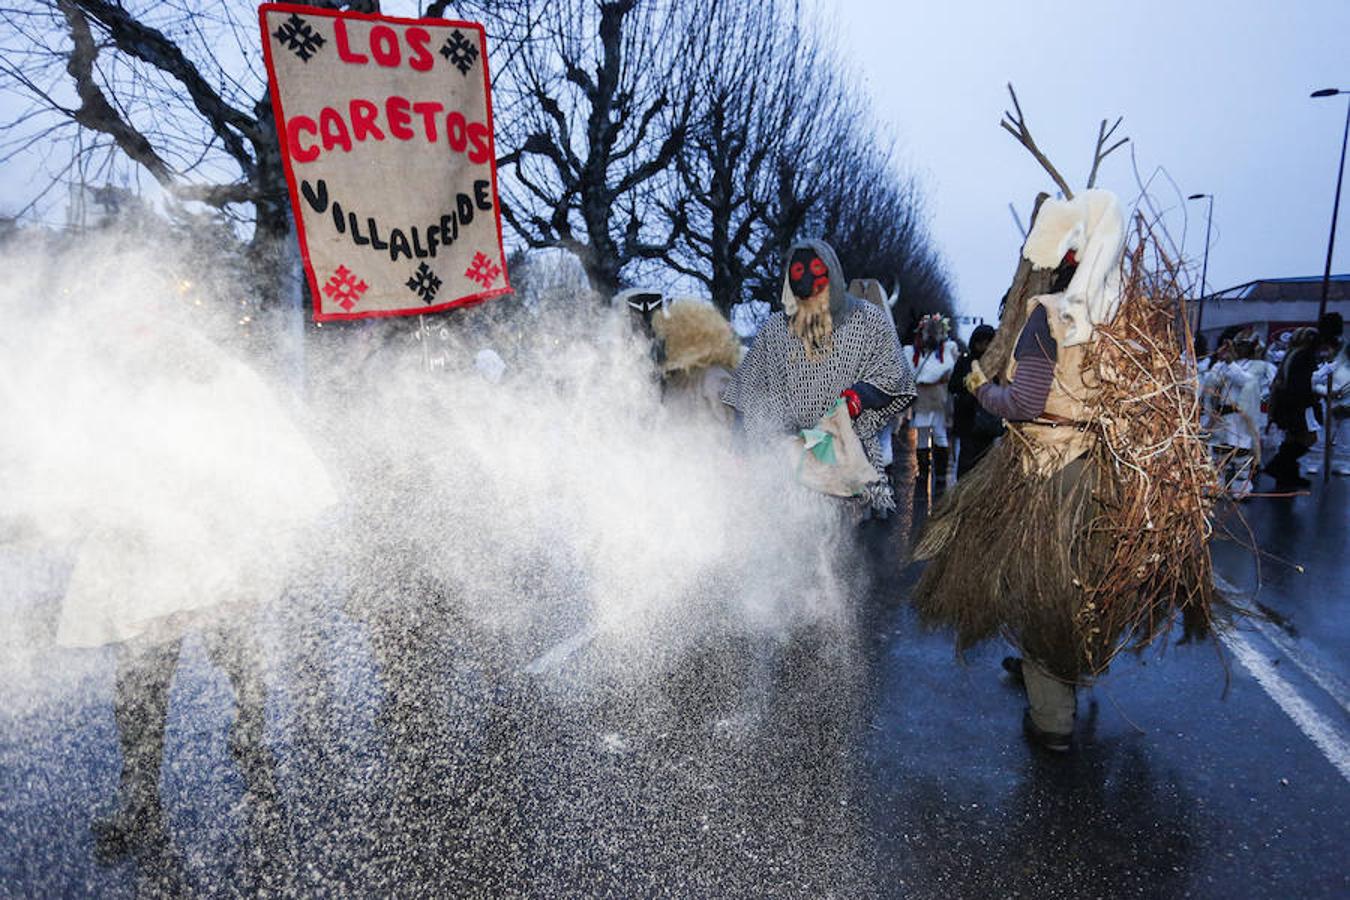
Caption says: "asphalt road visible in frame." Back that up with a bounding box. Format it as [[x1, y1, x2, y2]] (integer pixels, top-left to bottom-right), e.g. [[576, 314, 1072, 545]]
[[1, 469, 1347, 897]]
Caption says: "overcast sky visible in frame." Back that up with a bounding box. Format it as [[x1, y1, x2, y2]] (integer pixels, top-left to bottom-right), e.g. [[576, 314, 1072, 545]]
[[1, 1, 1346, 328], [828, 0, 1350, 324]]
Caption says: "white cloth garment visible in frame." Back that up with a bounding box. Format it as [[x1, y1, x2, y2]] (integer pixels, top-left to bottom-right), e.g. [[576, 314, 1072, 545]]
[[903, 341, 958, 438], [55, 334, 337, 649]]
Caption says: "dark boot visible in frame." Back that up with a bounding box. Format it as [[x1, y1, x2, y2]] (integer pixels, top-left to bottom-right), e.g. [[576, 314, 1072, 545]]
[[1266, 441, 1310, 490], [915, 448, 930, 488], [1263, 443, 1292, 483], [1288, 443, 1312, 487], [933, 445, 950, 490]]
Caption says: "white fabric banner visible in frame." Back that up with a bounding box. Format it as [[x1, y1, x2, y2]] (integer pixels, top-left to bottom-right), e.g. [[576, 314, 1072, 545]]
[[261, 4, 510, 320]]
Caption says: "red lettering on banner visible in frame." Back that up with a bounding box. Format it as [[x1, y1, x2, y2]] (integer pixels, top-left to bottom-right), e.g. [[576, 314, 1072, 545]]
[[370, 25, 400, 67], [445, 112, 467, 152], [467, 122, 491, 164], [386, 96, 415, 140], [413, 101, 444, 140], [287, 102, 489, 162], [287, 115, 320, 163], [333, 18, 369, 64], [319, 107, 353, 153], [349, 99, 385, 142], [406, 28, 434, 72]]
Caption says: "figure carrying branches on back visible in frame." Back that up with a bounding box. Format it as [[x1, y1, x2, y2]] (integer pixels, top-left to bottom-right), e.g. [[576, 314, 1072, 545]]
[[911, 86, 1221, 752]]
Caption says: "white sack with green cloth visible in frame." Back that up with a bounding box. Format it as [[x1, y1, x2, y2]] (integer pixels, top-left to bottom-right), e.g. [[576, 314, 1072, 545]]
[[787, 398, 880, 498]]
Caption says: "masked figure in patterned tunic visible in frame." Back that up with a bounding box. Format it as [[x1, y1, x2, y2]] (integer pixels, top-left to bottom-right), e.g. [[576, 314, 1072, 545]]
[[722, 239, 915, 514]]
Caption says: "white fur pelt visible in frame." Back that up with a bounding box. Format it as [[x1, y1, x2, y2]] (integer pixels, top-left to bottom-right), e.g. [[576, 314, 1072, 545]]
[[1021, 189, 1127, 347]]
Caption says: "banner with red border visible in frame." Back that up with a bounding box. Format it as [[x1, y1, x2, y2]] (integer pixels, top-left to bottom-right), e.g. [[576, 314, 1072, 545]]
[[260, 3, 510, 321]]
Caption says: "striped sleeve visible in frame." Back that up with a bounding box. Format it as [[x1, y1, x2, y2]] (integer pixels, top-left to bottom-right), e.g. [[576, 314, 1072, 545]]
[[975, 305, 1057, 422]]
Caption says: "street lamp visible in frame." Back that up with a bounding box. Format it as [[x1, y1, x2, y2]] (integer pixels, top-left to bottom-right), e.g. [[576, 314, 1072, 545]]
[[1311, 89, 1349, 320], [1188, 192, 1214, 337], [1311, 88, 1349, 483]]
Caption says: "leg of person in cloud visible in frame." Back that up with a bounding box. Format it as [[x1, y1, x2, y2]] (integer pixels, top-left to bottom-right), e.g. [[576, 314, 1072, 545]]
[[202, 623, 277, 804], [93, 638, 179, 859]]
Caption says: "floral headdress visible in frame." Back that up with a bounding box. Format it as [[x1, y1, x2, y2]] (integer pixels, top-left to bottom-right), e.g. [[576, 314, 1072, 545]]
[[914, 313, 951, 364]]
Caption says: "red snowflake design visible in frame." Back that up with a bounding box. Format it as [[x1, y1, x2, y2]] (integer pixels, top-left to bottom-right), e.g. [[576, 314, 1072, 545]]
[[322, 264, 368, 312], [464, 252, 502, 289]]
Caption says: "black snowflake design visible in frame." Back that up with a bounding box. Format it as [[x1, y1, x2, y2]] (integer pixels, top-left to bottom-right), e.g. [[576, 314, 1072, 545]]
[[439, 30, 479, 75], [406, 262, 443, 304], [273, 13, 326, 63]]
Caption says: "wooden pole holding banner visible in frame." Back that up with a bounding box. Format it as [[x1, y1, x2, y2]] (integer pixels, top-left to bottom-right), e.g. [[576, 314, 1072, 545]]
[[284, 207, 307, 395], [418, 314, 432, 373]]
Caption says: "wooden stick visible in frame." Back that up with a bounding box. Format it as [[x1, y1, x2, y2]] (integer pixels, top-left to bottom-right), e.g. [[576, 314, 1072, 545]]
[[1001, 83, 1074, 199]]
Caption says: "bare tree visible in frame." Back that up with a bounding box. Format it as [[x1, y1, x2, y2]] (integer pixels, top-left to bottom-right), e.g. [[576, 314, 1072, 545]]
[[811, 135, 955, 333], [493, 0, 709, 297], [664, 3, 861, 316]]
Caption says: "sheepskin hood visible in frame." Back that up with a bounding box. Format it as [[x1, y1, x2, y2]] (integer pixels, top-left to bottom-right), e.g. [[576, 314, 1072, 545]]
[[1021, 189, 1127, 347]]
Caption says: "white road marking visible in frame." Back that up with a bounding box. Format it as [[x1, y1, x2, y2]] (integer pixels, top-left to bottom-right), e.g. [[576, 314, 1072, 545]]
[[1221, 629, 1350, 783], [524, 624, 598, 676], [1249, 618, 1350, 717]]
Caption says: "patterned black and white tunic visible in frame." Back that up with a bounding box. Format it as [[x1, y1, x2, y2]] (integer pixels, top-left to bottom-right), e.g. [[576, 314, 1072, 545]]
[[723, 296, 916, 511]]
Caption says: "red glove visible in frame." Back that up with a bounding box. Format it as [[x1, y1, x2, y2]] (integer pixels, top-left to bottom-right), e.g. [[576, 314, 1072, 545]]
[[841, 388, 862, 419]]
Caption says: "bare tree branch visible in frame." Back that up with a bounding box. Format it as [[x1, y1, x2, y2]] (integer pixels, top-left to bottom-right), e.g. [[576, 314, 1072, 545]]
[[57, 0, 173, 186], [1000, 83, 1074, 200], [1085, 115, 1128, 190], [67, 0, 260, 175]]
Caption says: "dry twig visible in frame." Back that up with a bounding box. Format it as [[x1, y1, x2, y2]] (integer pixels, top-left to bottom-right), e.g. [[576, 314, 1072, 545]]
[[1000, 83, 1074, 199], [1086, 116, 1128, 190]]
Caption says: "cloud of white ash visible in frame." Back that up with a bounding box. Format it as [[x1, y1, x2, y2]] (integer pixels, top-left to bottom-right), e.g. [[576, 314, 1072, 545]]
[[0, 234, 864, 702]]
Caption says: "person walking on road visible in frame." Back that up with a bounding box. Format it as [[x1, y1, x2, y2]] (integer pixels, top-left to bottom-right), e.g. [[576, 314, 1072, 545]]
[[903, 315, 959, 493], [1265, 321, 1340, 492], [912, 189, 1219, 753], [722, 238, 915, 516], [949, 323, 1003, 479]]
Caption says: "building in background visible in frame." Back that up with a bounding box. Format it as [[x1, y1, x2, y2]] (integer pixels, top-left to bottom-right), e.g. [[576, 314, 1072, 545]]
[[1195, 274, 1349, 346]]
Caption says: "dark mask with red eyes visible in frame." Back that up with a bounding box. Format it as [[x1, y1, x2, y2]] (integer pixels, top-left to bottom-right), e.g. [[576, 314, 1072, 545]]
[[788, 248, 829, 300], [1050, 249, 1078, 294]]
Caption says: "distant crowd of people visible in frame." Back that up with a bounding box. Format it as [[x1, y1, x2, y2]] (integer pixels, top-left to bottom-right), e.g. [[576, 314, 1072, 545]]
[[1199, 312, 1348, 497]]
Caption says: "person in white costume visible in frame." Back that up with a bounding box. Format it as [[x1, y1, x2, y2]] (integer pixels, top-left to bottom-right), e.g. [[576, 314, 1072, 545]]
[[50, 321, 339, 858], [1312, 336, 1350, 476], [902, 314, 959, 491], [1203, 336, 1265, 499]]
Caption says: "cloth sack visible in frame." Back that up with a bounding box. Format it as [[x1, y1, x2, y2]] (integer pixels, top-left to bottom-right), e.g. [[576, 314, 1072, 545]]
[[787, 399, 880, 497]]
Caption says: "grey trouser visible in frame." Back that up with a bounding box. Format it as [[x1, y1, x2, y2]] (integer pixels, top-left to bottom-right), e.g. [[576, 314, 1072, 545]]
[[1023, 658, 1076, 735]]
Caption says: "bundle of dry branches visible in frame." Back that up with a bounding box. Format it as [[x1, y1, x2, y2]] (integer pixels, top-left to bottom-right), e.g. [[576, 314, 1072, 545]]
[[914, 88, 1224, 678], [1072, 216, 1218, 671]]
